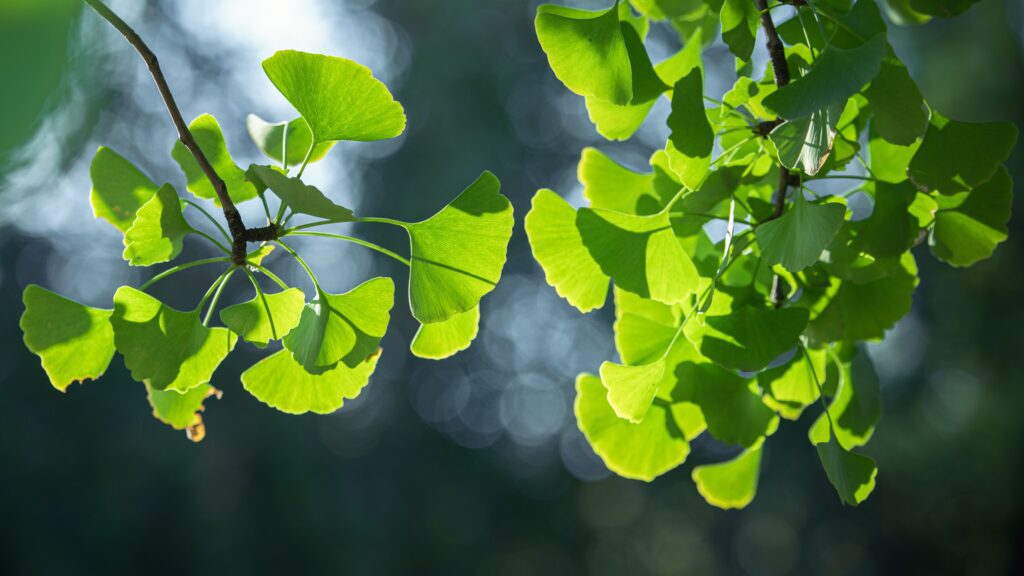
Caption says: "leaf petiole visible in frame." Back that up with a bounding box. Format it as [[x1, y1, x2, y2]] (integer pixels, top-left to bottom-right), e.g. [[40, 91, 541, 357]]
[[182, 199, 232, 244], [202, 268, 236, 326], [285, 231, 411, 266], [275, 239, 321, 292], [139, 256, 231, 290]]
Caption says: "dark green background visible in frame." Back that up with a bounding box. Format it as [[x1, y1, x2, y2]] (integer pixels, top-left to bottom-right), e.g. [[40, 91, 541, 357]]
[[1, 0, 1021, 574]]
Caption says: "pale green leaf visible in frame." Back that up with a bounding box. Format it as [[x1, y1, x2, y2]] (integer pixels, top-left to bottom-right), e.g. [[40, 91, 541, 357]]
[[869, 129, 919, 183], [692, 446, 762, 509], [283, 277, 394, 372], [146, 382, 220, 438], [220, 287, 305, 348], [242, 349, 380, 415], [406, 171, 513, 323], [122, 184, 192, 267], [756, 194, 846, 273], [410, 305, 480, 360], [613, 287, 680, 365], [720, 0, 757, 62], [526, 189, 610, 313], [89, 146, 158, 233], [535, 3, 633, 105], [810, 346, 881, 449], [111, 286, 237, 392], [908, 112, 1018, 194], [665, 68, 713, 190], [575, 373, 689, 481], [262, 50, 406, 143], [769, 102, 845, 175], [246, 114, 334, 166], [759, 348, 826, 420], [599, 359, 666, 423], [250, 165, 354, 222], [171, 114, 257, 205], [21, 285, 115, 392], [579, 147, 655, 212]]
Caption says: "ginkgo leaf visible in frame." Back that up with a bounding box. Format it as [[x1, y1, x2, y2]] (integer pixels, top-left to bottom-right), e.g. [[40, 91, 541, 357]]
[[665, 68, 713, 190], [246, 244, 276, 266], [881, 0, 931, 24], [262, 50, 406, 143], [250, 165, 354, 222], [759, 348, 826, 420], [757, 194, 846, 273], [246, 114, 335, 166], [599, 359, 666, 423], [577, 203, 700, 305], [908, 112, 1018, 194], [111, 286, 237, 393], [621, 18, 669, 104], [769, 102, 845, 176], [410, 305, 480, 360], [930, 166, 1013, 267], [405, 171, 513, 323], [808, 252, 918, 342], [242, 348, 380, 415], [810, 346, 881, 449], [863, 57, 928, 146], [816, 433, 878, 505], [687, 305, 810, 372], [575, 373, 689, 481], [613, 287, 681, 365], [909, 0, 980, 18], [21, 285, 115, 392], [535, 3, 633, 105], [684, 361, 779, 446], [526, 189, 610, 313], [762, 35, 886, 121], [720, 0, 757, 62], [220, 287, 305, 348], [853, 181, 919, 258], [89, 146, 158, 233], [146, 382, 220, 441], [578, 147, 655, 213], [692, 445, 762, 510], [283, 277, 394, 372], [122, 184, 192, 267], [171, 114, 257, 205]]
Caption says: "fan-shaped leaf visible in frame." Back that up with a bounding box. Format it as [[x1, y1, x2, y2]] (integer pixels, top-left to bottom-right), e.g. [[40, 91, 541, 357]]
[[220, 287, 305, 348], [810, 346, 881, 449], [687, 305, 809, 372], [250, 165, 354, 222], [757, 194, 846, 273], [122, 184, 192, 267], [146, 382, 220, 441], [692, 445, 762, 509], [930, 166, 1013, 267], [817, 433, 877, 505], [89, 146, 158, 233], [908, 112, 1017, 194], [410, 305, 480, 360], [242, 349, 380, 415], [171, 114, 257, 205], [246, 114, 334, 166], [666, 68, 713, 190]]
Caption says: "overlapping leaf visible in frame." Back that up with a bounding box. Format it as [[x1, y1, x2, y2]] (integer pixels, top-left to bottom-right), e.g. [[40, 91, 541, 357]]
[[122, 184, 192, 266], [692, 446, 762, 509], [242, 349, 380, 415], [246, 114, 334, 166], [89, 146, 158, 233], [410, 306, 480, 360], [172, 114, 257, 205]]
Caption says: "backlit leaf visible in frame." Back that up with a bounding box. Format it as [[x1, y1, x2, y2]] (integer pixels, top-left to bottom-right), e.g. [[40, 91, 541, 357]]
[[769, 102, 845, 175], [262, 50, 406, 143], [599, 358, 666, 423], [410, 306, 480, 360], [111, 286, 237, 393], [89, 146, 158, 233], [21, 285, 115, 392], [692, 445, 762, 509], [171, 114, 257, 205], [246, 114, 334, 166], [756, 194, 846, 273], [685, 361, 779, 447], [720, 0, 757, 62], [817, 433, 877, 505], [146, 382, 220, 441], [863, 57, 928, 146], [930, 166, 1013, 267], [665, 68, 713, 190], [810, 346, 881, 449], [220, 287, 305, 348], [242, 349, 380, 415], [122, 184, 191, 267], [687, 305, 809, 372], [908, 112, 1018, 194], [250, 165, 354, 222]]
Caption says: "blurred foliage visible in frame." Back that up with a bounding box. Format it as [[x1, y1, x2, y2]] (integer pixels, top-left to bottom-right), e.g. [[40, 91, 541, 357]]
[[0, 0, 1022, 574]]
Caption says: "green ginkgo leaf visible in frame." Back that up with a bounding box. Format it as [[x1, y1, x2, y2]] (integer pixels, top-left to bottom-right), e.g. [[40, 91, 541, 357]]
[[262, 50, 406, 143], [220, 287, 305, 348], [20, 285, 115, 392], [665, 68, 713, 190], [684, 361, 779, 446], [122, 184, 192, 267], [687, 305, 810, 372], [762, 35, 886, 121], [869, 130, 919, 183], [171, 114, 257, 205], [526, 189, 610, 313], [908, 112, 1018, 194], [575, 373, 689, 481], [769, 102, 845, 175], [577, 203, 700, 305], [613, 287, 681, 365], [909, 0, 980, 18], [242, 349, 380, 415], [283, 277, 394, 372], [816, 433, 878, 505], [410, 305, 480, 360], [756, 194, 846, 273], [863, 57, 928, 146], [111, 286, 237, 393], [759, 348, 826, 420], [146, 382, 219, 435], [535, 3, 633, 105], [720, 0, 757, 62], [578, 147, 655, 213], [405, 171, 513, 323], [250, 165, 354, 222], [853, 181, 919, 258], [246, 114, 335, 166], [89, 146, 158, 233], [810, 347, 881, 449], [692, 445, 762, 509], [599, 358, 666, 423], [930, 166, 1013, 267]]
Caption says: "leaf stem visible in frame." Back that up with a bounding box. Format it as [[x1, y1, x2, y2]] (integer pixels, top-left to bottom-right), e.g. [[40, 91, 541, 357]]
[[248, 262, 289, 290], [275, 239, 320, 292], [202, 268, 235, 326], [285, 231, 411, 266], [355, 216, 410, 229], [244, 268, 281, 339], [182, 199, 233, 244], [140, 257, 231, 291], [191, 228, 232, 255], [195, 268, 233, 315]]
